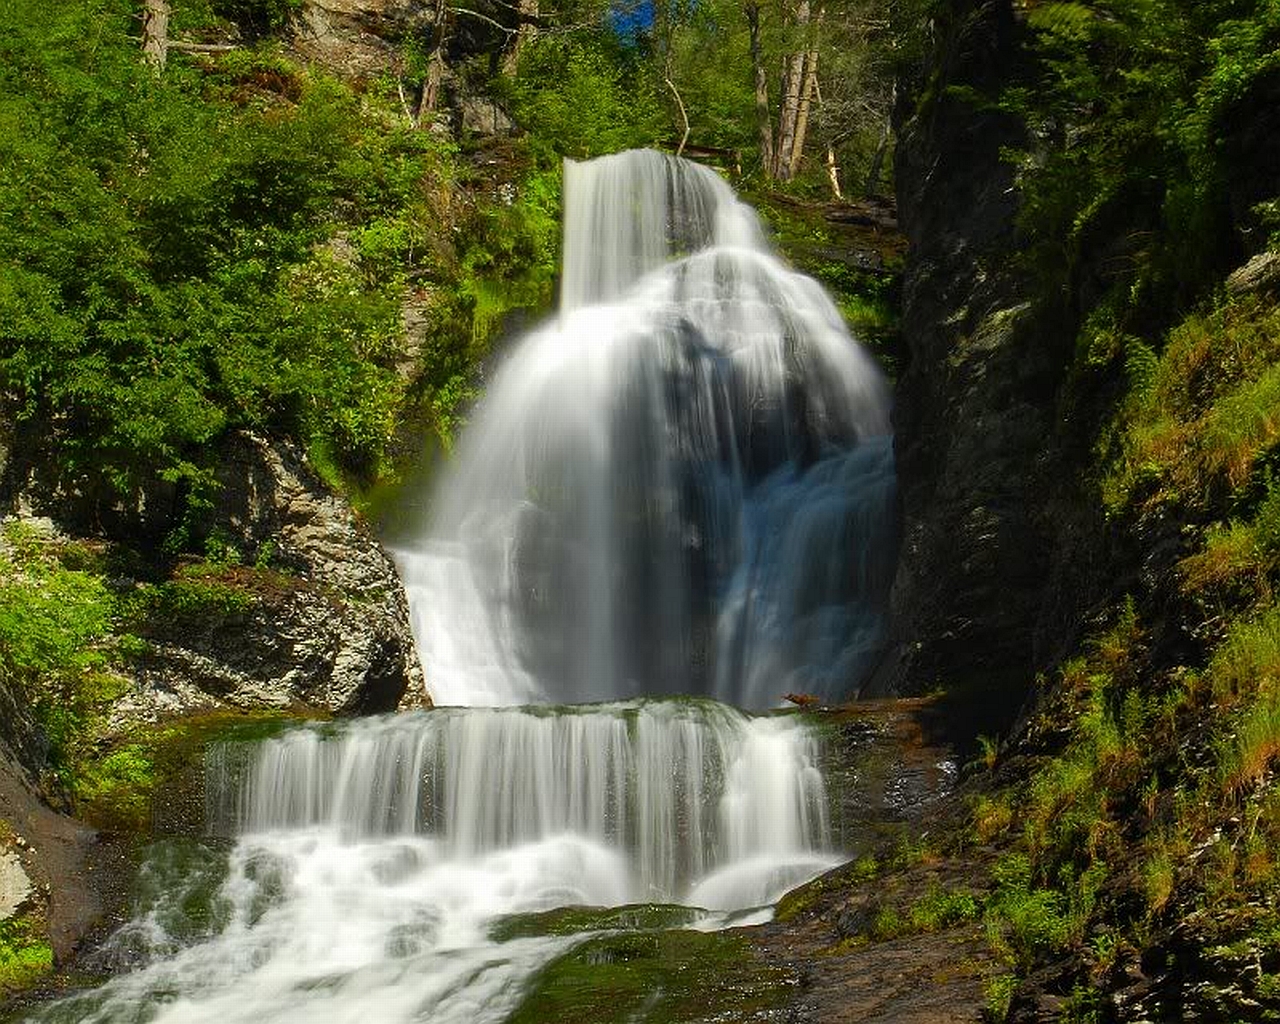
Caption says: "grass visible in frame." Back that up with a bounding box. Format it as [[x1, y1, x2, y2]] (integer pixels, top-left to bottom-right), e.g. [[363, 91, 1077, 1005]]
[[1218, 695, 1280, 797], [984, 972, 1017, 1020], [907, 886, 982, 933], [1102, 296, 1280, 515], [1205, 606, 1280, 703]]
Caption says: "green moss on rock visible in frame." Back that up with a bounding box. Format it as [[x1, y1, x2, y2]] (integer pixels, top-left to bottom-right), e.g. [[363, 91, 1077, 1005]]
[[489, 903, 704, 942], [507, 928, 794, 1024]]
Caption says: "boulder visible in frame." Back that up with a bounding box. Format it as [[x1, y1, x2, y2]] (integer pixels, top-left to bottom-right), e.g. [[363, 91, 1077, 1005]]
[[1226, 249, 1280, 296], [114, 431, 427, 724]]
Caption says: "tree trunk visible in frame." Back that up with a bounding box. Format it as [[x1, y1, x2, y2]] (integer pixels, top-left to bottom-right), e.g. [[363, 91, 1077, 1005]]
[[501, 0, 538, 75], [787, 47, 819, 179], [419, 0, 452, 118], [825, 144, 843, 199], [771, 0, 811, 181], [141, 0, 170, 69], [745, 1, 774, 177], [864, 83, 895, 196]]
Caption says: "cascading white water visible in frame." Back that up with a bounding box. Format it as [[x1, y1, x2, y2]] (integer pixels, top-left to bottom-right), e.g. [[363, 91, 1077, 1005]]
[[23, 151, 893, 1024], [26, 706, 840, 1024], [396, 149, 896, 708], [207, 702, 833, 906]]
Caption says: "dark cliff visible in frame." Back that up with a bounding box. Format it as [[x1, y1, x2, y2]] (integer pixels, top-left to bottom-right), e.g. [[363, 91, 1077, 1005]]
[[872, 0, 1104, 726]]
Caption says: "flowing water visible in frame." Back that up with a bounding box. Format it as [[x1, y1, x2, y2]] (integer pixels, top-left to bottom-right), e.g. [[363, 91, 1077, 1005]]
[[21, 151, 896, 1024], [397, 149, 896, 708]]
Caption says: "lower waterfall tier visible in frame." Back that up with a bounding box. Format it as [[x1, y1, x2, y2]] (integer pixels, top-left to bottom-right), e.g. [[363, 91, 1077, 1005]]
[[22, 701, 843, 1024], [207, 699, 836, 905]]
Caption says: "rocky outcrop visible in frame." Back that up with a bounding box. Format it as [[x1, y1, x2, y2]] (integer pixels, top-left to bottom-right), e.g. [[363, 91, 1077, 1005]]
[[1226, 248, 1280, 296], [2, 426, 426, 730], [869, 0, 1102, 717], [115, 432, 426, 724], [291, 0, 429, 81]]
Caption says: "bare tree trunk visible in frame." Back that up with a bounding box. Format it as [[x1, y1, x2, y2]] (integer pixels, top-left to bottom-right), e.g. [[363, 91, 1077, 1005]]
[[501, 0, 538, 74], [772, 54, 802, 177], [771, 0, 811, 180], [825, 144, 843, 199], [665, 76, 690, 157], [141, 0, 170, 69], [419, 0, 452, 118], [787, 47, 819, 178], [745, 1, 774, 177]]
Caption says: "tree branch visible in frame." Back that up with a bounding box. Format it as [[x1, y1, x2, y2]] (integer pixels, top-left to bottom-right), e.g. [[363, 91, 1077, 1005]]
[[664, 76, 690, 158], [450, 6, 517, 35]]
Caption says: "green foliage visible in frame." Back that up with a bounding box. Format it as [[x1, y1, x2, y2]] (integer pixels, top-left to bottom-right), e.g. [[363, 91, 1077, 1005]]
[[506, 36, 665, 159], [984, 855, 1074, 969], [0, 915, 54, 993], [75, 743, 160, 830], [1102, 297, 1280, 514], [0, 525, 114, 681], [0, 0, 552, 515], [907, 885, 982, 933], [984, 972, 1017, 1021], [0, 524, 125, 773], [148, 563, 258, 620], [1005, 0, 1279, 337]]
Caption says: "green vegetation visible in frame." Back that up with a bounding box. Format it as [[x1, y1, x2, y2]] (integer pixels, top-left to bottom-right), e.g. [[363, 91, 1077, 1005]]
[[895, 2, 1280, 1011], [506, 927, 790, 1024], [0, 524, 126, 780], [0, 916, 54, 994], [489, 903, 703, 942], [0, 523, 289, 826], [0, 0, 563, 522]]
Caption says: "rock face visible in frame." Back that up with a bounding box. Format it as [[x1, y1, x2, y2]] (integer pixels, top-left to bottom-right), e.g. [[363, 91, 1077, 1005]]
[[0, 849, 33, 919], [1, 424, 426, 730], [867, 0, 1104, 716], [291, 0, 430, 81], [117, 432, 427, 724]]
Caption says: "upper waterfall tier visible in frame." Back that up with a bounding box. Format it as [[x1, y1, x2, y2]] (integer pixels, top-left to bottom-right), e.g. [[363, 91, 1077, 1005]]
[[394, 149, 897, 708], [560, 149, 764, 310]]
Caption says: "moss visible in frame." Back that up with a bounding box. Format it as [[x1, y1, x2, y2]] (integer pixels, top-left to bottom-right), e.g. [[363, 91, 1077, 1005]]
[[489, 903, 704, 942], [506, 928, 792, 1024], [73, 710, 294, 833], [0, 916, 53, 994], [775, 854, 878, 922]]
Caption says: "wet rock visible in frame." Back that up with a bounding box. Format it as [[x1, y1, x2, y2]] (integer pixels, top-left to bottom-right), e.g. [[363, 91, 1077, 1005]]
[[870, 0, 1107, 727]]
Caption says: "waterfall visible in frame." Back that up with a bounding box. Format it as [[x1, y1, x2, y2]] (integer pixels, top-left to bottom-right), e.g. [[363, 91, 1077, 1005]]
[[23, 151, 896, 1024], [206, 702, 832, 906], [396, 149, 896, 708]]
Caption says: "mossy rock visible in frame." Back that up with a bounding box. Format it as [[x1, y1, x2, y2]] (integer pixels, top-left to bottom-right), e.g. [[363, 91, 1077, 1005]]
[[507, 927, 794, 1024], [74, 710, 297, 835], [489, 903, 704, 942]]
